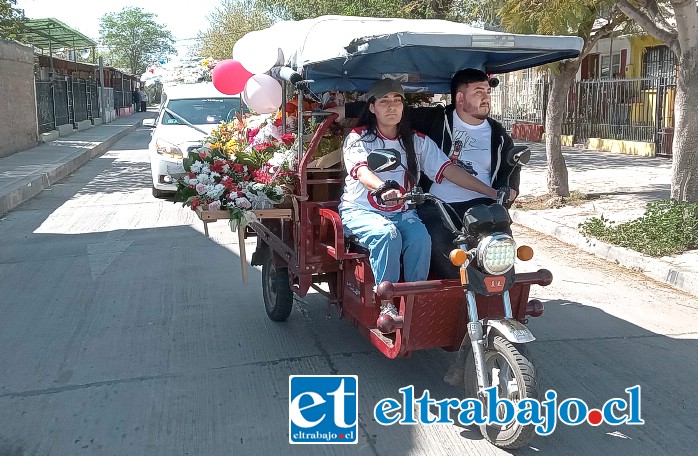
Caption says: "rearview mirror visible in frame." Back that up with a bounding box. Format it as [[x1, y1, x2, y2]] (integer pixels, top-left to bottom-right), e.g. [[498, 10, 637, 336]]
[[142, 118, 156, 128], [506, 146, 530, 167], [367, 148, 401, 173]]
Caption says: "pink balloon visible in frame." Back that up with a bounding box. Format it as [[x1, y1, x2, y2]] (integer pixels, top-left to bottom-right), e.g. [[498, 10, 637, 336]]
[[241, 74, 282, 114], [212, 59, 253, 95]]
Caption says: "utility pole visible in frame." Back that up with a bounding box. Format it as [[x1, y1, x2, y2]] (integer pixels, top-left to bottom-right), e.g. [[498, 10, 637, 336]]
[[99, 56, 106, 123]]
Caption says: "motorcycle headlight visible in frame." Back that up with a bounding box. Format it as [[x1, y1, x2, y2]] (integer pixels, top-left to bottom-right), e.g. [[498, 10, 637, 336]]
[[477, 233, 517, 275], [155, 139, 183, 159]]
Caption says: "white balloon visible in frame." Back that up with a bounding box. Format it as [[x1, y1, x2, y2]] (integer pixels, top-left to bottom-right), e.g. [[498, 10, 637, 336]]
[[242, 74, 282, 114], [233, 30, 281, 75]]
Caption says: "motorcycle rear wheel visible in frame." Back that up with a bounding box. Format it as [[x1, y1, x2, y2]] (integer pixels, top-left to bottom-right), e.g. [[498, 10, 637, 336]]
[[261, 250, 294, 322], [464, 335, 539, 449]]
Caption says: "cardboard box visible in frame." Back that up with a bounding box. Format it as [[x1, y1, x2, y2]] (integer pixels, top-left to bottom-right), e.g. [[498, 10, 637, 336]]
[[308, 148, 342, 169]]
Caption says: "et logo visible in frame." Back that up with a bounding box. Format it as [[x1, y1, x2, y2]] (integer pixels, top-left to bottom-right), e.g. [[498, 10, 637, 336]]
[[288, 375, 358, 444]]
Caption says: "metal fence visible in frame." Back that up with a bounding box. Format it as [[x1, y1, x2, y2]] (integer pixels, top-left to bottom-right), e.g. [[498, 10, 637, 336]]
[[73, 79, 88, 123], [35, 81, 55, 134], [34, 77, 104, 133], [88, 81, 100, 120], [112, 78, 132, 108], [52, 79, 69, 128], [490, 79, 548, 132], [490, 76, 676, 157]]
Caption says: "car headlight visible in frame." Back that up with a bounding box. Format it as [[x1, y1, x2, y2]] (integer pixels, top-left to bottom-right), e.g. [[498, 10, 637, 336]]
[[155, 139, 183, 159], [476, 233, 517, 275]]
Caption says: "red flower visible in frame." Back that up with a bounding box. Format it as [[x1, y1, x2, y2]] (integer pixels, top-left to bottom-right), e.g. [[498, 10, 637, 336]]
[[254, 142, 272, 152], [191, 197, 200, 210], [273, 118, 282, 127], [233, 163, 245, 173], [199, 152, 207, 158], [280, 133, 295, 146], [188, 172, 196, 179], [210, 160, 225, 173], [247, 127, 260, 144]]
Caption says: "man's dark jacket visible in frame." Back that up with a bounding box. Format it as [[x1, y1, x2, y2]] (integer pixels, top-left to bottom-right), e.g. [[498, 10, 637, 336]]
[[346, 103, 519, 195]]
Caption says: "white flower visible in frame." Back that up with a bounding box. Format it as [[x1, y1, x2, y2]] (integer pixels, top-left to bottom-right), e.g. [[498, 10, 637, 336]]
[[191, 162, 203, 173], [206, 184, 225, 199], [235, 197, 252, 209], [187, 178, 199, 186], [197, 173, 211, 185], [222, 164, 230, 173], [274, 186, 285, 196], [210, 171, 221, 180], [251, 182, 265, 191], [208, 200, 222, 211], [228, 154, 236, 162]]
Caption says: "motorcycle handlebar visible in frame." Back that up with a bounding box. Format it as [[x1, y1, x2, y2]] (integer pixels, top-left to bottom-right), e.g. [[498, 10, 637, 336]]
[[384, 190, 460, 235]]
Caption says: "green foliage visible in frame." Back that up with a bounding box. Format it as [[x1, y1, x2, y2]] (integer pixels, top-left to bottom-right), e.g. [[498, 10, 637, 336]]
[[0, 0, 25, 39], [255, 0, 460, 20], [197, 0, 274, 61], [580, 200, 698, 257], [99, 7, 176, 75]]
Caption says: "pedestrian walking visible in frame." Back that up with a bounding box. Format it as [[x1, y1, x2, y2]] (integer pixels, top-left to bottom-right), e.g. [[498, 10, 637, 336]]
[[139, 89, 149, 112]]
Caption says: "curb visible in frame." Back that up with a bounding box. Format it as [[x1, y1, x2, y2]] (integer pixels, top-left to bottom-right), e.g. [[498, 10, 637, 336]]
[[510, 209, 698, 298], [0, 121, 143, 217]]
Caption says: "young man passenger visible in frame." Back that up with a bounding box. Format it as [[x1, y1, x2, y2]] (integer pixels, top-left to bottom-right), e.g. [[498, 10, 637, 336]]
[[340, 79, 498, 318]]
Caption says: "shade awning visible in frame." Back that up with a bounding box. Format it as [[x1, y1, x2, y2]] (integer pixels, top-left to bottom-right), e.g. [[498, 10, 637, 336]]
[[235, 16, 584, 94], [20, 18, 97, 52]]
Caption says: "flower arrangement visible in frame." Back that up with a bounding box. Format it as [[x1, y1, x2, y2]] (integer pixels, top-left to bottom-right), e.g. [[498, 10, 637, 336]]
[[175, 113, 298, 230]]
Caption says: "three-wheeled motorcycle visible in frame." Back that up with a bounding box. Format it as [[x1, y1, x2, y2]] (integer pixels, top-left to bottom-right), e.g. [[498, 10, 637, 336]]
[[237, 16, 583, 449]]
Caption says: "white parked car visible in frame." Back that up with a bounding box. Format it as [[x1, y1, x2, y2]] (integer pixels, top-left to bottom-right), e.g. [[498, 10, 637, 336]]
[[145, 83, 245, 198]]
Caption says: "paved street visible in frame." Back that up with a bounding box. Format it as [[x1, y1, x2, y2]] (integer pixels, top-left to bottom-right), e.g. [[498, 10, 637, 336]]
[[1, 127, 697, 455]]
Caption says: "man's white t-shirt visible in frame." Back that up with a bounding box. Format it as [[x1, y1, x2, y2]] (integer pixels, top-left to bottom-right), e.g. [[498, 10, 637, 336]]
[[429, 115, 492, 203]]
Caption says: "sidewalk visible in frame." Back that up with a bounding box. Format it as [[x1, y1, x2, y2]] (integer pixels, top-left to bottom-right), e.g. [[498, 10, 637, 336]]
[[0, 111, 154, 216], [0, 120, 695, 296], [511, 142, 698, 297]]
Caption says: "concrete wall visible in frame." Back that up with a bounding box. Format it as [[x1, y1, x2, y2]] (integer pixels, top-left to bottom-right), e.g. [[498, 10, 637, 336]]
[[0, 40, 38, 158]]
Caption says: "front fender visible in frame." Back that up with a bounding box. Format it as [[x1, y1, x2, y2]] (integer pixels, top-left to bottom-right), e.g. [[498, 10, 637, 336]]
[[487, 319, 535, 344]]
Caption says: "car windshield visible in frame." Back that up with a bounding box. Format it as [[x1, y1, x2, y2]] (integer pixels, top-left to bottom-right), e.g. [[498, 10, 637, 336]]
[[162, 98, 244, 125]]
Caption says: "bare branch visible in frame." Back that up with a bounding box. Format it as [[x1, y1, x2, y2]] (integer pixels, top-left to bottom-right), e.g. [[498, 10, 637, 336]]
[[616, 0, 680, 54], [580, 13, 627, 59]]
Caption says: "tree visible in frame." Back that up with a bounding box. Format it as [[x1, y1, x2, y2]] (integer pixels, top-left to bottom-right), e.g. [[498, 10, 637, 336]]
[[256, 0, 458, 20], [99, 7, 176, 75], [0, 0, 25, 40], [196, 0, 274, 60], [460, 0, 625, 197], [615, 0, 698, 203]]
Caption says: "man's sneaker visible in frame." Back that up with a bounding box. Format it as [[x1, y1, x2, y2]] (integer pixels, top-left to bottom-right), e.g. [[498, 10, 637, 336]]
[[379, 302, 398, 318]]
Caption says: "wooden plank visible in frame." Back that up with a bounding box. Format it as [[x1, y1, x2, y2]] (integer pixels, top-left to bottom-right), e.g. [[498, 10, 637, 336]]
[[195, 207, 292, 222]]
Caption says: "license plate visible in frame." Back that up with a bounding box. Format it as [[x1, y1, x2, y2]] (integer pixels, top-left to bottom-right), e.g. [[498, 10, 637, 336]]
[[167, 164, 185, 175]]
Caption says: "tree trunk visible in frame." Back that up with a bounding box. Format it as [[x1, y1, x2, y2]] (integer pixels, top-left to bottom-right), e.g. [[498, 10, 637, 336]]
[[545, 60, 580, 197], [671, 49, 698, 202]]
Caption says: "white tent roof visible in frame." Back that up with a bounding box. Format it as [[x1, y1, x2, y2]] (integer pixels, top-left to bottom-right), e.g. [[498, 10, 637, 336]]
[[235, 16, 584, 93]]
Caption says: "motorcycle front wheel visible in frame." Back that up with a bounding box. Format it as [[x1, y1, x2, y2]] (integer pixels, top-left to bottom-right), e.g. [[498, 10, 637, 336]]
[[464, 335, 539, 449]]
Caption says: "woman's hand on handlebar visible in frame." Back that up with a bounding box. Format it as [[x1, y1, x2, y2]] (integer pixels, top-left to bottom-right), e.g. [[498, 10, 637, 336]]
[[381, 189, 404, 207]]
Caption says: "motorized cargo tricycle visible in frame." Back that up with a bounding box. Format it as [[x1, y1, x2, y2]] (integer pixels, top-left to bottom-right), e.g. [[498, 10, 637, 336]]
[[235, 16, 582, 449]]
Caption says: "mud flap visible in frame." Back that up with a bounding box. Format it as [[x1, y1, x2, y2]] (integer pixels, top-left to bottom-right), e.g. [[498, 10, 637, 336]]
[[444, 336, 472, 388], [250, 241, 269, 266]]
